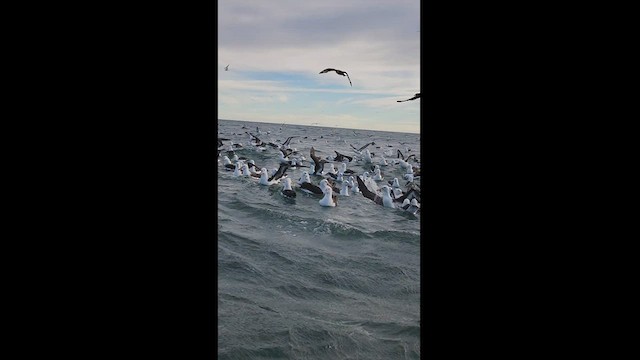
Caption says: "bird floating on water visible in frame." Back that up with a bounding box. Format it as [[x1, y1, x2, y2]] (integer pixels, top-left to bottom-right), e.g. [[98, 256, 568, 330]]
[[397, 93, 420, 102], [319, 68, 352, 87]]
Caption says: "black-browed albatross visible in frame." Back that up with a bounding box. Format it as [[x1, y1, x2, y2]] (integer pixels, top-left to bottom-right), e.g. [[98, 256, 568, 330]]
[[319, 68, 352, 87]]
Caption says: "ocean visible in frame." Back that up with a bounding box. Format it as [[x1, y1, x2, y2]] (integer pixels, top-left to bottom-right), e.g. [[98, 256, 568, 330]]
[[217, 119, 421, 359]]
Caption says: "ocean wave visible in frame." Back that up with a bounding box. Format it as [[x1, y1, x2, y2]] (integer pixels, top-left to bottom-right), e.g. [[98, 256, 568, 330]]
[[310, 219, 372, 239], [274, 283, 349, 301], [371, 230, 420, 243]]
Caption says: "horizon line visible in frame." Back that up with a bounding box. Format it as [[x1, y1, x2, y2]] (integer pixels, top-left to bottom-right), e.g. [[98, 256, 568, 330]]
[[217, 118, 420, 135]]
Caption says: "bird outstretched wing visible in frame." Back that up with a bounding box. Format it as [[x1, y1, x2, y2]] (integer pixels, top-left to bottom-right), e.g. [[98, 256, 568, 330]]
[[397, 93, 420, 102], [345, 72, 352, 87]]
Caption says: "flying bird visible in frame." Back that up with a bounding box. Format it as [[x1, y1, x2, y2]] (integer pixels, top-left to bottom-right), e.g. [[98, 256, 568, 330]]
[[319, 68, 352, 87], [225, 64, 229, 71], [397, 93, 420, 102]]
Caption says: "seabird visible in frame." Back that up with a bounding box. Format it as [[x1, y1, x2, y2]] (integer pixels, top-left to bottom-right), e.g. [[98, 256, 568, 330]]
[[338, 162, 356, 175], [339, 181, 350, 196], [397, 93, 420, 102], [280, 178, 297, 198], [372, 168, 384, 181], [318, 179, 338, 207], [221, 156, 235, 171], [281, 136, 298, 148], [242, 164, 260, 178], [217, 137, 230, 148], [319, 68, 352, 87], [348, 176, 360, 194], [321, 163, 338, 176], [310, 147, 328, 175], [268, 163, 290, 182], [333, 151, 353, 163], [232, 162, 243, 177], [299, 178, 324, 196], [350, 141, 375, 153], [259, 168, 278, 185], [363, 149, 373, 163], [225, 64, 229, 71], [298, 171, 309, 185], [393, 185, 421, 204], [402, 198, 420, 214], [356, 176, 383, 206]]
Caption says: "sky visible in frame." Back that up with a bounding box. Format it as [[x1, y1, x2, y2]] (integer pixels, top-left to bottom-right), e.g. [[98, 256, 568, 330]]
[[218, 0, 420, 134]]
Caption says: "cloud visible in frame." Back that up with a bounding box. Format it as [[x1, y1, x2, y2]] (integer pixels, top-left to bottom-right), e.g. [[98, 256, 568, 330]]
[[218, 0, 421, 133]]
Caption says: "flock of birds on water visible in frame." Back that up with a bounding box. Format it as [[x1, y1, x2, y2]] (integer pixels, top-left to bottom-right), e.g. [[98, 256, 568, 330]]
[[224, 64, 421, 103], [217, 124, 421, 215], [219, 64, 420, 214]]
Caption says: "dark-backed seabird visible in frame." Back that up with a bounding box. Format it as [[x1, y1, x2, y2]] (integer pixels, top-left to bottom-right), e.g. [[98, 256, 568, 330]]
[[397, 93, 420, 102], [300, 179, 324, 196], [333, 151, 353, 163], [402, 198, 420, 214], [225, 64, 229, 71], [310, 147, 328, 175], [268, 163, 290, 182], [319, 68, 352, 87], [318, 179, 338, 207], [242, 164, 261, 178], [222, 156, 235, 171], [281, 136, 298, 148], [233, 162, 243, 177], [280, 178, 296, 198], [337, 162, 356, 176], [350, 141, 376, 153], [356, 176, 383, 206], [259, 168, 278, 185]]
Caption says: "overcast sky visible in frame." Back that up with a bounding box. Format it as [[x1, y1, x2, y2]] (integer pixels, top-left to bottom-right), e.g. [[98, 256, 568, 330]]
[[218, 0, 420, 134]]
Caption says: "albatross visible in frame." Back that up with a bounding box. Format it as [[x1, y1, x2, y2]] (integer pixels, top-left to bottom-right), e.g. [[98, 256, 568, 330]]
[[309, 147, 328, 175], [319, 68, 352, 87], [397, 93, 420, 102]]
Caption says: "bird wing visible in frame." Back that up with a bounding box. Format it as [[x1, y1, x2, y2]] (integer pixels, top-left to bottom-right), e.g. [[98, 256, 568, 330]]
[[319, 68, 336, 74], [397, 149, 404, 160], [249, 133, 261, 142], [310, 147, 323, 174], [310, 147, 320, 163], [345, 72, 352, 87], [282, 136, 297, 147], [268, 163, 290, 182], [358, 142, 374, 152], [356, 176, 382, 205], [300, 181, 323, 195]]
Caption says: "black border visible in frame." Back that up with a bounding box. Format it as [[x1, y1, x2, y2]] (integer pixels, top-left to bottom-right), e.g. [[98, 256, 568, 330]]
[[31, 1, 613, 358]]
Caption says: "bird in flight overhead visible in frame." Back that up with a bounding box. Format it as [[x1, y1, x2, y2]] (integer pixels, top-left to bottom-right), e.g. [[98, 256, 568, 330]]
[[319, 68, 352, 87], [225, 64, 230, 71], [397, 93, 420, 102]]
